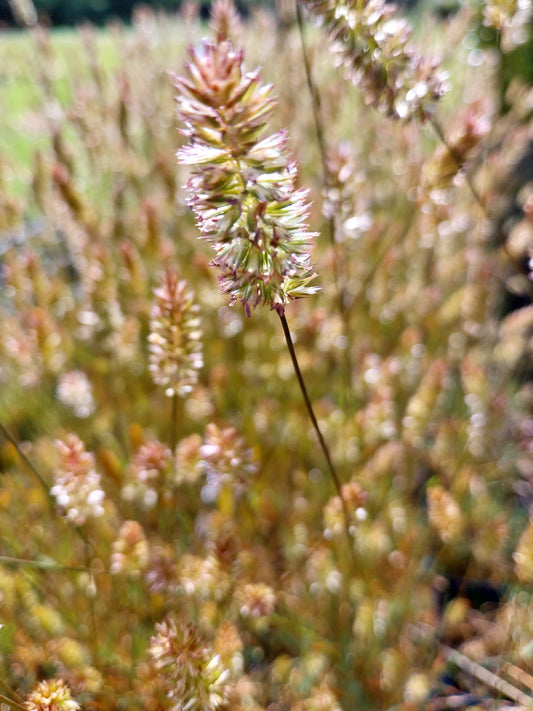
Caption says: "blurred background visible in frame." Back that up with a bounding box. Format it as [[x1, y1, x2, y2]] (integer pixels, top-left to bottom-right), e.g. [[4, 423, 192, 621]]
[[0, 0, 276, 27]]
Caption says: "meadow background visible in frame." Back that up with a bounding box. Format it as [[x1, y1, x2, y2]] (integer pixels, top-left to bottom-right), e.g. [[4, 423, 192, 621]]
[[1, 0, 533, 709]]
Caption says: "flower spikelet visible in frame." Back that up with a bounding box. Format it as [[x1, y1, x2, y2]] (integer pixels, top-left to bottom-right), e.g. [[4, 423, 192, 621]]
[[322, 142, 356, 222], [237, 583, 276, 618], [174, 39, 319, 315], [483, 0, 519, 27], [110, 520, 150, 576], [24, 678, 80, 711], [201, 423, 256, 478], [56, 370, 95, 419], [324, 481, 367, 538], [210, 0, 242, 43], [423, 103, 490, 191], [149, 614, 229, 711], [175, 433, 203, 485], [179, 553, 224, 599], [214, 621, 243, 675], [427, 485, 464, 544], [199, 423, 257, 502], [483, 0, 532, 49], [148, 269, 203, 397], [146, 544, 179, 595], [51, 435, 105, 526], [300, 0, 448, 121], [122, 439, 173, 509], [133, 440, 173, 485]]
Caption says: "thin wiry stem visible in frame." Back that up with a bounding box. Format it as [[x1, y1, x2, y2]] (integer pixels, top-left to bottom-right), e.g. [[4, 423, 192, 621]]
[[279, 312, 339, 488], [0, 555, 105, 574], [80, 526, 99, 666], [296, 0, 354, 401], [0, 679, 24, 705], [296, 1, 329, 186], [278, 310, 355, 564], [171, 392, 179, 455], [0, 693, 25, 711], [0, 419, 53, 511]]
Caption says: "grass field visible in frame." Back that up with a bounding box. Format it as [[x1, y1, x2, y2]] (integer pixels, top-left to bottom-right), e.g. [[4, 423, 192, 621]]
[[0, 3, 533, 709]]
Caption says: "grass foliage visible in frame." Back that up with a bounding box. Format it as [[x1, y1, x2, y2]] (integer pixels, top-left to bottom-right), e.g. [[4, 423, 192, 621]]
[[0, 2, 533, 709]]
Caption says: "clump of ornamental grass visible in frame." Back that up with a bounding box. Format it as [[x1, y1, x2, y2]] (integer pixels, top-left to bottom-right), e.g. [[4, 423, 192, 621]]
[[1, 4, 533, 710], [288, 4, 532, 703]]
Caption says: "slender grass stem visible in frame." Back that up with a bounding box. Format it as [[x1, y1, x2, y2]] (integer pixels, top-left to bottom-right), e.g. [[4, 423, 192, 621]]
[[279, 312, 339, 490], [0, 554, 104, 574], [296, 2, 329, 186], [278, 310, 355, 564], [171, 391, 179, 454], [0, 693, 26, 711], [80, 526, 99, 666], [296, 1, 354, 402], [0, 679, 24, 704], [0, 419, 53, 511]]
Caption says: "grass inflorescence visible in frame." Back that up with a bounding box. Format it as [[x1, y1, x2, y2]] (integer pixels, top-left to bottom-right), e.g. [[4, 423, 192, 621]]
[[0, 1, 533, 709]]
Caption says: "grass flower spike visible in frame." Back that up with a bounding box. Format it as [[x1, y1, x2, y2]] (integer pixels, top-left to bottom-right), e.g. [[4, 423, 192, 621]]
[[483, 0, 533, 49], [149, 615, 229, 711], [24, 679, 80, 710], [300, 0, 448, 121], [51, 435, 105, 526], [174, 40, 319, 315], [148, 269, 203, 397], [175, 24, 352, 559]]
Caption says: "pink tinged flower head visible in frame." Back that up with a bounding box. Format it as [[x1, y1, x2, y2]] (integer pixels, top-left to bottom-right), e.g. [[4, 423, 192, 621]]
[[24, 678, 80, 711], [174, 39, 319, 315], [483, 0, 533, 49], [149, 615, 229, 711], [148, 270, 203, 397], [121, 439, 173, 510], [110, 520, 149, 576], [237, 583, 276, 618], [199, 422, 257, 503], [210, 0, 242, 43], [56, 370, 95, 418], [51, 434, 105, 526], [300, 0, 449, 121]]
